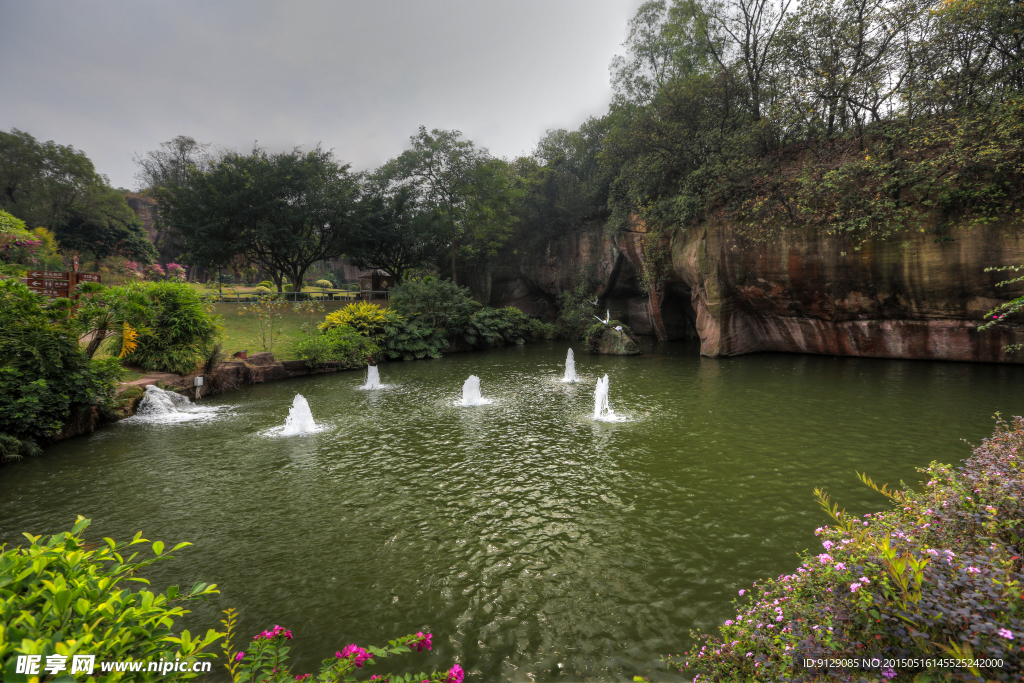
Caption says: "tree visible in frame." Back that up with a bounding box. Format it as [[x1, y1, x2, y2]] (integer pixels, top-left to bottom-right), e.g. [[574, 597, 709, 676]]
[[0, 128, 156, 262], [382, 127, 520, 284], [161, 145, 359, 291], [133, 135, 212, 192], [347, 187, 447, 284]]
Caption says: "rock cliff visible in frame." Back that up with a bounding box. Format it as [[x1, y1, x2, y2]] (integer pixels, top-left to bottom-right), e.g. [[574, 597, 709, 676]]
[[485, 221, 1024, 364]]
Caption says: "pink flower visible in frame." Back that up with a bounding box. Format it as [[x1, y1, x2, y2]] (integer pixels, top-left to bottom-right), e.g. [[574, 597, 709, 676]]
[[821, 540, 833, 550], [235, 652, 244, 662], [850, 583, 861, 592], [724, 620, 734, 626], [338, 644, 372, 667], [296, 675, 311, 681], [998, 628, 1014, 640], [966, 566, 981, 574], [738, 589, 745, 596], [446, 664, 465, 683], [409, 632, 433, 652], [835, 562, 846, 570]]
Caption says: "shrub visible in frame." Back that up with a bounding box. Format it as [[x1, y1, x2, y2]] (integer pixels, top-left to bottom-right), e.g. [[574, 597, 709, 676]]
[[0, 516, 223, 679], [674, 416, 1024, 682], [296, 324, 379, 368], [143, 263, 166, 280], [253, 285, 272, 295], [221, 615, 461, 683], [554, 275, 600, 340], [320, 301, 402, 339], [463, 306, 536, 348], [389, 277, 479, 334], [0, 279, 122, 449], [257, 280, 275, 289], [380, 316, 448, 361], [283, 284, 293, 292], [112, 281, 220, 376], [315, 279, 333, 290]]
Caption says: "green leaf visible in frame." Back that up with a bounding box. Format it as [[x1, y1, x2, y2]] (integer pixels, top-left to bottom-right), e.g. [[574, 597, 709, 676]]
[[152, 540, 164, 556]]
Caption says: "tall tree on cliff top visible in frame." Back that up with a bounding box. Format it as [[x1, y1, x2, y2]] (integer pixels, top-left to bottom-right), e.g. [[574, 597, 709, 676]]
[[0, 128, 155, 262], [382, 126, 519, 284], [161, 145, 358, 291]]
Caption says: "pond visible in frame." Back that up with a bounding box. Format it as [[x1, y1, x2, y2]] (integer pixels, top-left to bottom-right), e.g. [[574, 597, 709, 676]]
[[2, 341, 1022, 681]]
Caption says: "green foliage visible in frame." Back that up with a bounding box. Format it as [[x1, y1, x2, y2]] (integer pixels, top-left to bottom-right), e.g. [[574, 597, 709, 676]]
[[0, 129, 156, 262], [0, 279, 123, 444], [389, 277, 479, 334], [295, 324, 379, 368], [380, 126, 522, 280], [379, 316, 448, 361], [320, 301, 402, 339], [463, 306, 537, 348], [349, 187, 449, 283], [0, 516, 223, 680], [159, 145, 359, 292], [554, 275, 600, 340], [314, 279, 333, 289], [673, 415, 1024, 681], [109, 281, 220, 376], [0, 433, 42, 462]]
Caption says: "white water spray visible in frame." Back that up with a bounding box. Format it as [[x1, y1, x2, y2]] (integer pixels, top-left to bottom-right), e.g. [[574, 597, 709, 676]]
[[562, 348, 577, 383], [458, 375, 492, 406], [361, 365, 382, 390], [280, 394, 318, 435], [131, 385, 223, 423], [593, 374, 616, 421]]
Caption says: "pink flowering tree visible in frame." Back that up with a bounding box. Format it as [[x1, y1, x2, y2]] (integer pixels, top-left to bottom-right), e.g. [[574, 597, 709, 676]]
[[166, 262, 187, 281], [144, 263, 167, 280], [221, 612, 465, 683]]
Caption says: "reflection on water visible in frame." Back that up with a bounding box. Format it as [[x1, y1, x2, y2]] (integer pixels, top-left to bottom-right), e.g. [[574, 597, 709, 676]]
[[2, 341, 1022, 681]]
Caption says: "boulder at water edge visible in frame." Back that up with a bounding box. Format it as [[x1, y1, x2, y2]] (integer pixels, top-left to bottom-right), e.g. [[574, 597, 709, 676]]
[[596, 328, 640, 355]]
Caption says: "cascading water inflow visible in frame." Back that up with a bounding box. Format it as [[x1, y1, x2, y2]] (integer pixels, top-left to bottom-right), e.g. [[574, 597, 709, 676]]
[[130, 385, 223, 424], [280, 394, 319, 435], [458, 375, 492, 406], [361, 365, 383, 390], [593, 374, 617, 421], [562, 348, 577, 383]]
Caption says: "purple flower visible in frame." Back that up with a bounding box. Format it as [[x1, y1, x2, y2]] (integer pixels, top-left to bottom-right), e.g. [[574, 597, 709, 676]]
[[882, 667, 897, 679], [235, 652, 244, 662], [446, 664, 465, 683], [998, 628, 1014, 640]]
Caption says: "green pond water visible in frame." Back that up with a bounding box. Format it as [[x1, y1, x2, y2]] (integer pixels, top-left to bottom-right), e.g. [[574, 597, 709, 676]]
[[2, 341, 1023, 681]]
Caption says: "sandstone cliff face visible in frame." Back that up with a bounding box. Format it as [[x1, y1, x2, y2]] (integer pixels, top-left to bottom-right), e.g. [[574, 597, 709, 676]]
[[489, 220, 1024, 364]]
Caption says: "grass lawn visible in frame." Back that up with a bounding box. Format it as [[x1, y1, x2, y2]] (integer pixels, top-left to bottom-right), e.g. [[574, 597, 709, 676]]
[[212, 301, 357, 361]]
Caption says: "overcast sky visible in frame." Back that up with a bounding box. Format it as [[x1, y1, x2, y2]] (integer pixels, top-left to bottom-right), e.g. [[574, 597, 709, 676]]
[[1, 0, 643, 189]]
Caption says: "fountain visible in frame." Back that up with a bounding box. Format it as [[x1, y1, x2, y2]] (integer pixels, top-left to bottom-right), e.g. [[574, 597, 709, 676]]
[[361, 365, 382, 390], [280, 394, 318, 435], [593, 374, 617, 421], [562, 348, 578, 383], [132, 385, 222, 423], [458, 375, 492, 406]]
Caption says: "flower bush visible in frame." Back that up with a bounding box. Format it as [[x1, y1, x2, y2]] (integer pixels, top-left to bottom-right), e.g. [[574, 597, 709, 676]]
[[143, 263, 166, 280], [673, 416, 1024, 681], [0, 516, 223, 679], [165, 262, 186, 281], [0, 209, 47, 277], [221, 614, 463, 683]]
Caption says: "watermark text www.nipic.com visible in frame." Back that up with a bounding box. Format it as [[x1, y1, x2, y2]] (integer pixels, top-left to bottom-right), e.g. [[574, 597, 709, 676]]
[[15, 654, 212, 676]]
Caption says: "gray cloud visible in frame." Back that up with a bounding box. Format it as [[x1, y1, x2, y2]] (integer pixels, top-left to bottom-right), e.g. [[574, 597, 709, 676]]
[[0, 0, 642, 188]]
